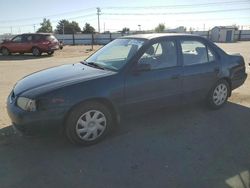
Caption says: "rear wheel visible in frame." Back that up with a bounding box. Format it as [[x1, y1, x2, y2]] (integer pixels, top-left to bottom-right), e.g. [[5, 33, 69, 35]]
[[47, 51, 54, 56], [207, 79, 230, 109], [65, 102, 114, 146], [32, 47, 41, 56], [1, 47, 10, 56]]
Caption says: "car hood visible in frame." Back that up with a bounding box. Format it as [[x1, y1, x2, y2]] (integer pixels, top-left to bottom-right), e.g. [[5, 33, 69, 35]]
[[14, 63, 115, 96]]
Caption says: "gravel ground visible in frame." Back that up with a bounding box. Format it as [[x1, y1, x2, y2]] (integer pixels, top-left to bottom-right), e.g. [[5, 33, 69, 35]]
[[0, 42, 249, 188]]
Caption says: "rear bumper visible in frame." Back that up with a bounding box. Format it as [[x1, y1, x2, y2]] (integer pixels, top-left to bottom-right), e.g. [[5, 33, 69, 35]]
[[40, 45, 59, 52], [231, 73, 247, 90]]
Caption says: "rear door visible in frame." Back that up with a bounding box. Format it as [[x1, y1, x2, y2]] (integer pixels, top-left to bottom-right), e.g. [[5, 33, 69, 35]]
[[179, 38, 220, 103], [124, 38, 182, 113]]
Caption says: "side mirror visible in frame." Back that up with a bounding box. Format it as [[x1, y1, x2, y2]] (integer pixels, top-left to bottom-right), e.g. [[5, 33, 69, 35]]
[[135, 63, 151, 72]]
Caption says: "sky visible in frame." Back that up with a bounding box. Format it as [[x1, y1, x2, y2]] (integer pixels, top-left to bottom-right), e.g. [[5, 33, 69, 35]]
[[0, 0, 250, 34]]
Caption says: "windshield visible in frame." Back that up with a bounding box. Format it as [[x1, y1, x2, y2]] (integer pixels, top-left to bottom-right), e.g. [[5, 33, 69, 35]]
[[85, 38, 145, 71]]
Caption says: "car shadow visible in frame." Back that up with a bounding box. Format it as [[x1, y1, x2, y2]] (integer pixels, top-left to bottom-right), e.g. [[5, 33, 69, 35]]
[[0, 102, 250, 188], [0, 54, 51, 61]]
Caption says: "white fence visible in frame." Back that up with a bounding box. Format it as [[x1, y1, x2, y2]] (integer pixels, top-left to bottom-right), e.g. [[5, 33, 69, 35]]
[[1, 30, 250, 44]]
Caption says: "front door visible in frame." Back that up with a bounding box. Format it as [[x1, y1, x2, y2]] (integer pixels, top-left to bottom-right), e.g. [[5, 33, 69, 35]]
[[124, 39, 182, 114], [8, 35, 23, 52]]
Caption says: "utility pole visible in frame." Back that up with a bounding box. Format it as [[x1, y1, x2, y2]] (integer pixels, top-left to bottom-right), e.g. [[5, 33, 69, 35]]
[[62, 23, 65, 43], [103, 22, 105, 33], [97, 7, 101, 33], [33, 24, 36, 33]]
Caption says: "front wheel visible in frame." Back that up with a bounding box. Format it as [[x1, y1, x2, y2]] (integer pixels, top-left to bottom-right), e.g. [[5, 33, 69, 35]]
[[47, 51, 54, 56], [65, 102, 114, 146], [207, 80, 230, 109]]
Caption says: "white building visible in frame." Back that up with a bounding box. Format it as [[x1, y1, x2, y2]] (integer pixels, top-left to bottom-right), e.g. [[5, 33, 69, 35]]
[[210, 26, 238, 42]]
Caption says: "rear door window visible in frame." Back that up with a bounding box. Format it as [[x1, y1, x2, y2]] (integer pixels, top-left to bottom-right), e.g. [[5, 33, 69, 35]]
[[180, 40, 215, 66], [32, 35, 42, 41]]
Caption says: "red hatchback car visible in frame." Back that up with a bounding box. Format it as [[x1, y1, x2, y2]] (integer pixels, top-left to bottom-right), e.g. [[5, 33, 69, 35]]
[[0, 33, 60, 56]]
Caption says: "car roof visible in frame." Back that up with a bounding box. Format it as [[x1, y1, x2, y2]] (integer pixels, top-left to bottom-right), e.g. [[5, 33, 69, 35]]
[[21, 33, 52, 35], [122, 33, 201, 40]]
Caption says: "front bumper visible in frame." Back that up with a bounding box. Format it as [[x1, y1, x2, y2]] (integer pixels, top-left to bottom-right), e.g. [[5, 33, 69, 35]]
[[231, 73, 247, 90], [7, 95, 64, 134]]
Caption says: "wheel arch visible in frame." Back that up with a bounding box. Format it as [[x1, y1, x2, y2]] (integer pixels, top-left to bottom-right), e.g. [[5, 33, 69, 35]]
[[32, 46, 41, 50], [220, 77, 232, 96], [0, 46, 9, 50], [63, 97, 120, 129]]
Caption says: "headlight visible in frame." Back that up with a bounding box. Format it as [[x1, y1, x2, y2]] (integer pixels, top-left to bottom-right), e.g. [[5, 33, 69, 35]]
[[17, 97, 36, 111]]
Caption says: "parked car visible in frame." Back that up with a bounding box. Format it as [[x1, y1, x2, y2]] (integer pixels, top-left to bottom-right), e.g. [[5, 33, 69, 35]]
[[7, 33, 247, 145], [0, 33, 59, 56]]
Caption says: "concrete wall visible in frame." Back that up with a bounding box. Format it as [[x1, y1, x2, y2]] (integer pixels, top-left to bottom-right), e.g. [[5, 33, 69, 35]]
[[54, 33, 124, 45], [238, 30, 250, 41]]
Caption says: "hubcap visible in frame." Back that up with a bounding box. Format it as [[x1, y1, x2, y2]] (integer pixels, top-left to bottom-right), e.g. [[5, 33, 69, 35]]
[[213, 83, 228, 106], [2, 48, 9, 55], [33, 48, 39, 56], [75, 110, 106, 141]]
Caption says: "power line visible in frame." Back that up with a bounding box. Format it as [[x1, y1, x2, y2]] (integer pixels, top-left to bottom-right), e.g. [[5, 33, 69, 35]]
[[0, 0, 249, 24], [103, 7, 250, 16], [0, 14, 96, 29], [101, 16, 250, 22], [104, 0, 250, 9], [0, 8, 96, 23]]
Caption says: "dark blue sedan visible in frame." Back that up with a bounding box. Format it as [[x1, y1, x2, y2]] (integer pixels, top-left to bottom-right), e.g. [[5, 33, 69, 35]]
[[7, 33, 247, 145]]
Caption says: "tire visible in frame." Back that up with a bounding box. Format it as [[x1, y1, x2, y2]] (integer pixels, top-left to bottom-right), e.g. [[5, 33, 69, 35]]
[[207, 79, 230, 109], [32, 47, 41, 56], [1, 47, 10, 56], [65, 102, 114, 146], [47, 51, 54, 56]]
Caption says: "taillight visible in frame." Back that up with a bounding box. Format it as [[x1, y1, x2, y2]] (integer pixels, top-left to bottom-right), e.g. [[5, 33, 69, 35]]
[[42, 40, 51, 45]]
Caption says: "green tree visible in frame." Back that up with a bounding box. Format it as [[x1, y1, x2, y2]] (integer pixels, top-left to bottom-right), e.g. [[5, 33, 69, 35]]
[[82, 23, 95, 34], [55, 20, 81, 34], [37, 18, 53, 33], [155, 23, 165, 33]]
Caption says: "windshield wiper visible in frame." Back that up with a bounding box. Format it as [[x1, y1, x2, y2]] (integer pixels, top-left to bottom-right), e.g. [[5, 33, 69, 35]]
[[81, 61, 105, 70]]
